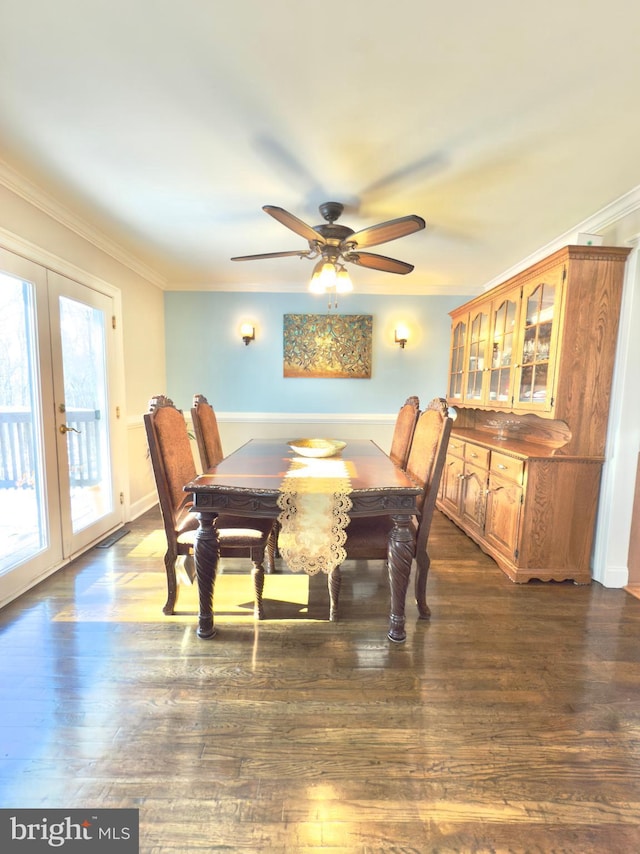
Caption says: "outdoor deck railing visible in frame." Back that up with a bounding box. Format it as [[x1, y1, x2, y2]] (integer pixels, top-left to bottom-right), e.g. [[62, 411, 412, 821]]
[[0, 407, 103, 488]]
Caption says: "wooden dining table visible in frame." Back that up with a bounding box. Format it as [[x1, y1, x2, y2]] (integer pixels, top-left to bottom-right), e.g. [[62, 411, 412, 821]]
[[184, 438, 422, 642]]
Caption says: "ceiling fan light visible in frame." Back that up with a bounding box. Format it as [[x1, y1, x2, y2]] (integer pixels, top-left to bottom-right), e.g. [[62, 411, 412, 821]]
[[309, 260, 325, 293], [335, 266, 353, 293], [309, 260, 338, 293], [309, 277, 325, 294]]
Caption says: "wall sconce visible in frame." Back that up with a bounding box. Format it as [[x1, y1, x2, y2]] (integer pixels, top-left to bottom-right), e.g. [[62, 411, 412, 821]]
[[240, 323, 255, 346], [394, 324, 410, 349]]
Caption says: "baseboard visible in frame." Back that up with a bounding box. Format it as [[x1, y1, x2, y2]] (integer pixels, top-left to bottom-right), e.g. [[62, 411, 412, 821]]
[[128, 494, 158, 522], [595, 563, 629, 588]]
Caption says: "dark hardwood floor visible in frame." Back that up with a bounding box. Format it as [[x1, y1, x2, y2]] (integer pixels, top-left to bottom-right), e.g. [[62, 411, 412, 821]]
[[1, 507, 639, 853]]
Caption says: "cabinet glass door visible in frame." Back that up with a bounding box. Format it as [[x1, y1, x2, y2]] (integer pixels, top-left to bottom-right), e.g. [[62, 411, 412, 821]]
[[515, 276, 561, 410], [448, 318, 466, 401], [489, 296, 518, 406], [465, 309, 489, 402]]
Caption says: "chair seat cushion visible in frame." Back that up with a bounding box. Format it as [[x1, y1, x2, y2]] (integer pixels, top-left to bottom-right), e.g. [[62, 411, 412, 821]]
[[217, 527, 270, 547], [176, 512, 274, 547], [177, 530, 270, 553], [216, 514, 273, 538], [175, 504, 272, 535]]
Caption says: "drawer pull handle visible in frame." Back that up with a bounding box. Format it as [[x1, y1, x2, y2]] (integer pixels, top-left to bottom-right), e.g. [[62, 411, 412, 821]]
[[470, 452, 478, 459], [497, 463, 508, 470]]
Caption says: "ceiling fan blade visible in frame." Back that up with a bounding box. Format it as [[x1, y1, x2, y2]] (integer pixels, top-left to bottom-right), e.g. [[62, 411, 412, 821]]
[[262, 205, 325, 244], [344, 251, 414, 275], [342, 214, 426, 250], [231, 250, 311, 261]]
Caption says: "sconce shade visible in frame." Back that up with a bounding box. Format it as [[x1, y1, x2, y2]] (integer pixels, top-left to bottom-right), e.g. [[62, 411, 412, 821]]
[[395, 325, 409, 348], [240, 323, 255, 345]]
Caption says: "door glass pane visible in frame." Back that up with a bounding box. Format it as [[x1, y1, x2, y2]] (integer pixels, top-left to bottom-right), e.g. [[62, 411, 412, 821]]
[[0, 274, 48, 572], [59, 296, 113, 534]]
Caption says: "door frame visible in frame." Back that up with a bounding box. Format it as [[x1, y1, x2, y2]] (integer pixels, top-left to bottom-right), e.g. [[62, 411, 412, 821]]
[[0, 242, 126, 606], [47, 269, 125, 559]]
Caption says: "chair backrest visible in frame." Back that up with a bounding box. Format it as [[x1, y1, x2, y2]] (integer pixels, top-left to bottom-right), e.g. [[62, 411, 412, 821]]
[[144, 395, 197, 536], [191, 393, 224, 471], [405, 397, 452, 552], [405, 397, 452, 516], [389, 395, 420, 469]]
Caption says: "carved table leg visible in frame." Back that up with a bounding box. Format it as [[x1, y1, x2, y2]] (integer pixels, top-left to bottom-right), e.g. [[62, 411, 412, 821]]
[[387, 513, 416, 643], [194, 511, 220, 639]]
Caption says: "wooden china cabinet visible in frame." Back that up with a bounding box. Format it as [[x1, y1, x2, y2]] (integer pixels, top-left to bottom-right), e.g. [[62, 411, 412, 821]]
[[437, 244, 630, 583]]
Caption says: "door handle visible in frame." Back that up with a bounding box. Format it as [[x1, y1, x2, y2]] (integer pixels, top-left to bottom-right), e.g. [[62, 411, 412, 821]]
[[59, 424, 81, 434]]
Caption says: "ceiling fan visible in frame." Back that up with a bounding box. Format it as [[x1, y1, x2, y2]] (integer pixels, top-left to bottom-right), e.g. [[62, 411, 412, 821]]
[[231, 202, 426, 292]]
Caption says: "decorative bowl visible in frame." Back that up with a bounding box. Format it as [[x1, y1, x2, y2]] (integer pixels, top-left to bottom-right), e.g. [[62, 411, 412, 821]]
[[287, 438, 347, 458]]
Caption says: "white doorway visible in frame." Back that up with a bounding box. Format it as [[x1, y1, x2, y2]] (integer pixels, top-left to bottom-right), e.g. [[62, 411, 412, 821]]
[[0, 248, 124, 606]]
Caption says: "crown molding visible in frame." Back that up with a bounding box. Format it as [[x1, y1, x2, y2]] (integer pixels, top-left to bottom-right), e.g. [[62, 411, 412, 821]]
[[0, 158, 167, 288], [483, 184, 640, 291], [0, 224, 122, 299]]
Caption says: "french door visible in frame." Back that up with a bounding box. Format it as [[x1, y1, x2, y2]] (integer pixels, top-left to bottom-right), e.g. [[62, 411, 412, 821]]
[[0, 248, 122, 606]]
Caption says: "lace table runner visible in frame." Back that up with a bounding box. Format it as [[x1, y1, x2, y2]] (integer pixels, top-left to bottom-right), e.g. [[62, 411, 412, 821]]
[[277, 456, 353, 575]]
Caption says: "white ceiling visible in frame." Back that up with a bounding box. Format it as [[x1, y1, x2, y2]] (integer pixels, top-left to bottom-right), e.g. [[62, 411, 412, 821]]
[[2, 0, 640, 294]]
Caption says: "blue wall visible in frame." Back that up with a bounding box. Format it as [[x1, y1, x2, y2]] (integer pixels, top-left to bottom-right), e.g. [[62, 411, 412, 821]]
[[165, 291, 466, 414]]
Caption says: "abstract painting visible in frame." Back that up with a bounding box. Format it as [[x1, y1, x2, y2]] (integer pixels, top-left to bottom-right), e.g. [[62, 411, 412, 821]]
[[283, 314, 373, 378]]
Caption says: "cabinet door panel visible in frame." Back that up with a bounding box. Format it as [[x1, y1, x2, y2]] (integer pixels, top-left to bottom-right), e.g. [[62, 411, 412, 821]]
[[440, 454, 464, 519], [484, 475, 523, 559], [461, 464, 488, 532]]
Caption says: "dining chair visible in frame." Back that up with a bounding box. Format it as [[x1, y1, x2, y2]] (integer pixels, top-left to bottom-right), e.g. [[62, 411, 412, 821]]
[[144, 394, 277, 617], [327, 397, 452, 622], [191, 393, 224, 471], [389, 395, 420, 469]]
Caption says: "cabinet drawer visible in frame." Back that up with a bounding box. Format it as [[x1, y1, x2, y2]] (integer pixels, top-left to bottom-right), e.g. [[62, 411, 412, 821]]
[[465, 444, 490, 468], [490, 451, 525, 484], [448, 438, 466, 458]]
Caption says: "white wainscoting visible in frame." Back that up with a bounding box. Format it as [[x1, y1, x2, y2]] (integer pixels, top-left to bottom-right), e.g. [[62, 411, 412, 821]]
[[213, 412, 395, 457], [129, 412, 396, 521]]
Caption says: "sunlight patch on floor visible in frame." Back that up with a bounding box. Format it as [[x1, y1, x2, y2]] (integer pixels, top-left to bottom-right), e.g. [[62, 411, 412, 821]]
[[52, 571, 311, 624], [126, 529, 169, 558]]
